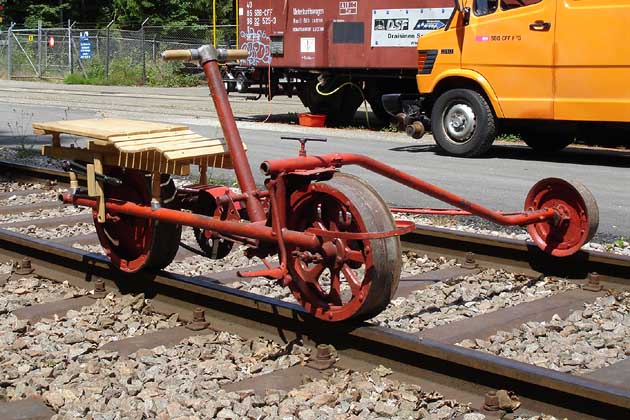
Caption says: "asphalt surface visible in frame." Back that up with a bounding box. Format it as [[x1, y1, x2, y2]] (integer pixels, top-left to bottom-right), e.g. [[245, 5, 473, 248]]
[[0, 80, 628, 241]]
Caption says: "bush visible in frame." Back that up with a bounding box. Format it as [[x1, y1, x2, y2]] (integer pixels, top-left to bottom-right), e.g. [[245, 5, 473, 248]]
[[64, 58, 199, 88], [146, 62, 200, 87]]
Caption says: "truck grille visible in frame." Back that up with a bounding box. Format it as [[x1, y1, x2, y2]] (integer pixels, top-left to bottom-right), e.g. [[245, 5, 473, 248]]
[[418, 50, 438, 75]]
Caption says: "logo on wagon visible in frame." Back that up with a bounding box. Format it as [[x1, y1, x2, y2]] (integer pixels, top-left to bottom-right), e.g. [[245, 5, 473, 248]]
[[373, 18, 409, 31], [414, 19, 447, 31]]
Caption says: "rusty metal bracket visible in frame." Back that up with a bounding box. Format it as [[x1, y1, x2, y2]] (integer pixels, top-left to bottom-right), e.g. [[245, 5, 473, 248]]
[[461, 252, 478, 269], [89, 279, 107, 299], [582, 272, 603, 292], [306, 344, 337, 371], [186, 307, 209, 331], [13, 258, 34, 276], [306, 220, 415, 240]]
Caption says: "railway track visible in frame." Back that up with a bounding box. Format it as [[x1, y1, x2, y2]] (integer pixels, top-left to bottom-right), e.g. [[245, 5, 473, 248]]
[[0, 161, 629, 419]]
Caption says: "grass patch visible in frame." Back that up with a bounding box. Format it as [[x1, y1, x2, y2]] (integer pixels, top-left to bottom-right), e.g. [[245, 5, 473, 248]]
[[64, 58, 200, 88], [495, 133, 522, 142]]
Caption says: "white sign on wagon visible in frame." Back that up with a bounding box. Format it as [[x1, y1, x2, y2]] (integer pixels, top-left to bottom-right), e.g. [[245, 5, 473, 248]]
[[371, 8, 453, 47]]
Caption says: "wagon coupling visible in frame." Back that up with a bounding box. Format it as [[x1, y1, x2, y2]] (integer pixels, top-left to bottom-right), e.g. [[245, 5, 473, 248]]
[[40, 44, 599, 322]]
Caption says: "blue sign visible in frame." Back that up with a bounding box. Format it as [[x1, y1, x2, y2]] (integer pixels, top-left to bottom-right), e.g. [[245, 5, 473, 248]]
[[79, 31, 92, 59]]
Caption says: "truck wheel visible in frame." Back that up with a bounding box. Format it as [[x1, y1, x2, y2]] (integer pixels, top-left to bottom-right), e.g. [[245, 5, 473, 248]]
[[431, 89, 496, 157], [521, 132, 574, 154], [235, 73, 249, 93]]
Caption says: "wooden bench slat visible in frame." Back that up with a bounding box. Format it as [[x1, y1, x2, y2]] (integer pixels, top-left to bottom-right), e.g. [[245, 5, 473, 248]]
[[33, 119, 188, 140], [164, 145, 231, 160], [108, 130, 196, 143], [114, 134, 208, 151]]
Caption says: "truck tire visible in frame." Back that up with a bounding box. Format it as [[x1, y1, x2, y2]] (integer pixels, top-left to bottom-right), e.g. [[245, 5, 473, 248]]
[[521, 132, 574, 154], [431, 89, 497, 157]]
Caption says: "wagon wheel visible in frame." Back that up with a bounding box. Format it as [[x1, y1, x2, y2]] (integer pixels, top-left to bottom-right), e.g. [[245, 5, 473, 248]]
[[525, 178, 599, 257], [286, 172, 402, 322], [94, 167, 182, 273]]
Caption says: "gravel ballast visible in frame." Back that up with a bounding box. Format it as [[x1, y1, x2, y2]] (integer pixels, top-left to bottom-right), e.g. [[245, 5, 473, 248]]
[[458, 291, 630, 375]]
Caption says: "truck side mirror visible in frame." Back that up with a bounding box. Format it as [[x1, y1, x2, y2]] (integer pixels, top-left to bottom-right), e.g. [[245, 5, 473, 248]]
[[453, 0, 471, 25]]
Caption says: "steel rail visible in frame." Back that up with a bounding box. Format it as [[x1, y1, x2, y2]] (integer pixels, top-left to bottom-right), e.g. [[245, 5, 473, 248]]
[[0, 229, 627, 419], [402, 224, 630, 285]]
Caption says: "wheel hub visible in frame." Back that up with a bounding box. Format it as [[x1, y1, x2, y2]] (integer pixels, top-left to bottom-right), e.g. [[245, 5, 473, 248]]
[[445, 103, 476, 142]]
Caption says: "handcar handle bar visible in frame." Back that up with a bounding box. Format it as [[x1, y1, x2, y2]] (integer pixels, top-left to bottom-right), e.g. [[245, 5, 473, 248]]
[[161, 47, 249, 63]]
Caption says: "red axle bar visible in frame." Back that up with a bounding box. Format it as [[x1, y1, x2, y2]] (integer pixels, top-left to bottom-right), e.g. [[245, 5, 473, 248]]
[[261, 154, 558, 227], [64, 193, 321, 250]]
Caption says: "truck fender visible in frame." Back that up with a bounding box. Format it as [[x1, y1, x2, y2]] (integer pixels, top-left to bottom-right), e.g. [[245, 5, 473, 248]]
[[426, 69, 505, 118]]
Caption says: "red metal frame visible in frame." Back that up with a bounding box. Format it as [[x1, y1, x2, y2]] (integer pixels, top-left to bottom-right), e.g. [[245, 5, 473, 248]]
[[260, 153, 559, 228]]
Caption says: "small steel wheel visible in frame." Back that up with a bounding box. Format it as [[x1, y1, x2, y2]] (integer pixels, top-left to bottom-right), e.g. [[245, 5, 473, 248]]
[[525, 178, 599, 257], [194, 229, 233, 259], [287, 173, 402, 322], [94, 167, 181, 273]]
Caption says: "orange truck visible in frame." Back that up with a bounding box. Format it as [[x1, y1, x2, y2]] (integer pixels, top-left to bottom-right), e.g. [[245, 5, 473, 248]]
[[384, 0, 630, 157]]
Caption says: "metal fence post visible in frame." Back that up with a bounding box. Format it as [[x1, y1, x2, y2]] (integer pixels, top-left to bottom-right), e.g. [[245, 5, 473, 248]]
[[68, 20, 73, 75], [37, 20, 42, 78], [141, 18, 149, 85], [7, 22, 14, 80], [105, 19, 114, 80]]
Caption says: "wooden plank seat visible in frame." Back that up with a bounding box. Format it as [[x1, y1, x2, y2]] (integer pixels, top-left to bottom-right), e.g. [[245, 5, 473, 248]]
[[34, 118, 243, 176]]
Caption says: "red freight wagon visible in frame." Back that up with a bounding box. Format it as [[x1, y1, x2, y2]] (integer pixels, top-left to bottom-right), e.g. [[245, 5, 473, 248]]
[[227, 0, 454, 124]]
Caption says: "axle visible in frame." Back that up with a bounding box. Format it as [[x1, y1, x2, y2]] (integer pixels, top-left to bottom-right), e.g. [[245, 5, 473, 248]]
[[63, 193, 321, 251]]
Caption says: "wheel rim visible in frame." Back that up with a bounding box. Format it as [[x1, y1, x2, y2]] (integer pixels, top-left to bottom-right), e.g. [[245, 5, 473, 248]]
[[443, 102, 476, 142], [94, 168, 154, 273], [524, 178, 599, 257], [287, 183, 376, 321]]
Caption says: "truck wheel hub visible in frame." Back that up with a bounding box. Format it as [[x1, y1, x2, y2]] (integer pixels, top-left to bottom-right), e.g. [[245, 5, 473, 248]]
[[445, 103, 476, 142]]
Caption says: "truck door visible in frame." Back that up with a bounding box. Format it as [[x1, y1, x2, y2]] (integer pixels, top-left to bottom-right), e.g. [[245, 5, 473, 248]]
[[461, 0, 556, 119], [554, 0, 630, 122]]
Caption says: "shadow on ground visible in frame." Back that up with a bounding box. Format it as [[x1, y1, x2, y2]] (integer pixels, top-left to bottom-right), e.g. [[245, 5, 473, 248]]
[[242, 111, 388, 130], [389, 142, 630, 168]]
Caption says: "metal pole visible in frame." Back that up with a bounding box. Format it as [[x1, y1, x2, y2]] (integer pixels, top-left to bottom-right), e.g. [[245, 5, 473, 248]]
[[141, 18, 149, 85], [37, 20, 42, 78], [7, 23, 14, 80], [68, 20, 73, 75], [213, 0, 217, 47], [105, 19, 114, 80]]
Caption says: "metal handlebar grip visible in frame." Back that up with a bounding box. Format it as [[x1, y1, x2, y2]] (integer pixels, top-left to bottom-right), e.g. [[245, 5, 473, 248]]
[[218, 49, 250, 62], [161, 49, 198, 62]]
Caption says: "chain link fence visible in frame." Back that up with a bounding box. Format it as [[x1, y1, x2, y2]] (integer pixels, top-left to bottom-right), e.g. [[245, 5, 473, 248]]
[[0, 22, 237, 84]]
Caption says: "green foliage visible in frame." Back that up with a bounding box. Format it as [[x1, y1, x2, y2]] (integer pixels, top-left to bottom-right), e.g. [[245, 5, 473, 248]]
[[146, 63, 200, 87], [3, 1, 235, 28], [65, 58, 200, 88], [495, 133, 522, 143]]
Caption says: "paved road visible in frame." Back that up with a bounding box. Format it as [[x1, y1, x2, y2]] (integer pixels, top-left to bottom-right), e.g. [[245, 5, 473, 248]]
[[0, 81, 628, 242]]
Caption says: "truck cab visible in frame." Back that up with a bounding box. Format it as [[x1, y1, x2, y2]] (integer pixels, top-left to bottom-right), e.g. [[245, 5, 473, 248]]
[[397, 0, 630, 157]]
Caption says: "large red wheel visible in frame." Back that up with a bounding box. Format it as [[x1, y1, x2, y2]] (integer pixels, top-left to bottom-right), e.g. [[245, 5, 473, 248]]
[[94, 167, 181, 273], [525, 178, 599, 257], [287, 173, 401, 322]]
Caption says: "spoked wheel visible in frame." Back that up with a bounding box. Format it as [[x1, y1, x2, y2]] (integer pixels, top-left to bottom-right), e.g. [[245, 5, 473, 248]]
[[287, 173, 401, 322], [525, 178, 599, 257], [94, 167, 182, 273]]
